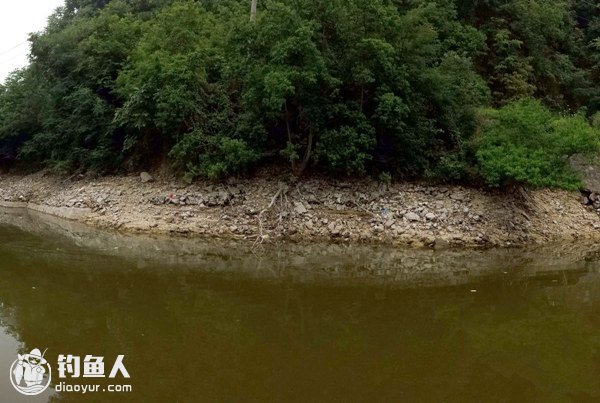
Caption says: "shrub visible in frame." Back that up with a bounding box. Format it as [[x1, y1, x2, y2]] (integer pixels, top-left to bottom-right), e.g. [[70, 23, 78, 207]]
[[169, 130, 258, 181], [316, 126, 376, 174], [474, 99, 600, 189]]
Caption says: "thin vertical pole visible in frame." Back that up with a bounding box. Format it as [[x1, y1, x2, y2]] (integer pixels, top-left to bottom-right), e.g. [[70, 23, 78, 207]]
[[250, 0, 257, 21]]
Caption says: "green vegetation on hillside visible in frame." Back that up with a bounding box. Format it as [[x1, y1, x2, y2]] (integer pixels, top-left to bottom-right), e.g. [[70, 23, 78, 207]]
[[0, 0, 599, 188], [475, 99, 599, 189]]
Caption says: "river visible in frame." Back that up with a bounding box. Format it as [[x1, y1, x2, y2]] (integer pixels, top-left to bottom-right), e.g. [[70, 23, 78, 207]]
[[0, 207, 598, 402]]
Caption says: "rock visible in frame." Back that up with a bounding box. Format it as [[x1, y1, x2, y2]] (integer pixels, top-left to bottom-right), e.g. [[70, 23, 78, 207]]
[[570, 154, 600, 192], [149, 196, 165, 205], [425, 212, 437, 221], [449, 191, 467, 201], [140, 172, 153, 183], [384, 219, 395, 228], [405, 212, 420, 222], [306, 194, 319, 204], [294, 202, 308, 214], [205, 191, 230, 206], [328, 222, 340, 236], [433, 238, 450, 250]]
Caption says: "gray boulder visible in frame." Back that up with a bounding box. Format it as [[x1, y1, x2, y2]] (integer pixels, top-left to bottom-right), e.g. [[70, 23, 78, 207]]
[[294, 202, 308, 215], [140, 172, 154, 183], [405, 212, 420, 222]]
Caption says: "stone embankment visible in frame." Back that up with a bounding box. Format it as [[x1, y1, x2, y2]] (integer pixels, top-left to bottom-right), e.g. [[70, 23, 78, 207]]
[[1, 170, 600, 248]]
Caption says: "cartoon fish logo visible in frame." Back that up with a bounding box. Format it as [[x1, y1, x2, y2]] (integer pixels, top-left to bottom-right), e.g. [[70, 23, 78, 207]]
[[10, 348, 52, 396]]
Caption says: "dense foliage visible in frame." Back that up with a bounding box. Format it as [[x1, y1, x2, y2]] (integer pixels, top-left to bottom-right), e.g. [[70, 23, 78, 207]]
[[475, 99, 599, 189], [0, 0, 599, 188]]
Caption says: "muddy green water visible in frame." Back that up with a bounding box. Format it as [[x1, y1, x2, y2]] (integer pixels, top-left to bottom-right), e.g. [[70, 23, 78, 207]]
[[0, 208, 598, 402]]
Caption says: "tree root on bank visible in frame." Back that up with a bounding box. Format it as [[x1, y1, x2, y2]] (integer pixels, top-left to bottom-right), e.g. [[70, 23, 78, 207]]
[[253, 182, 290, 249]]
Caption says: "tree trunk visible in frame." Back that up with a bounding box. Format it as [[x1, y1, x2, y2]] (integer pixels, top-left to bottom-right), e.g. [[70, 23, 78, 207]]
[[294, 127, 314, 176], [250, 0, 257, 22]]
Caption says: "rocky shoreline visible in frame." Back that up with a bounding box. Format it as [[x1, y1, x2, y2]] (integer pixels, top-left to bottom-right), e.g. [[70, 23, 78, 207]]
[[1, 170, 599, 248]]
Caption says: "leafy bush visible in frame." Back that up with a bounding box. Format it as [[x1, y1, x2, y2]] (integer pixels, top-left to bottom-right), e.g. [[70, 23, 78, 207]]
[[378, 171, 392, 184], [474, 99, 600, 189], [429, 151, 474, 181], [169, 130, 258, 181], [316, 125, 376, 174]]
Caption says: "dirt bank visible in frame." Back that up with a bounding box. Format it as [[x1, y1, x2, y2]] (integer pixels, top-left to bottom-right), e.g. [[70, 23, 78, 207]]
[[0, 170, 599, 248]]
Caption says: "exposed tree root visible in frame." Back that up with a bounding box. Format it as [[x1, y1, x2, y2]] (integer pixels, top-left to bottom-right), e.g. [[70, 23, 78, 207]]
[[253, 182, 290, 249]]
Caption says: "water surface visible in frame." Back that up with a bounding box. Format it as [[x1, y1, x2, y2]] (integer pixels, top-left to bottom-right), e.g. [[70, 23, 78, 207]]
[[0, 208, 598, 402]]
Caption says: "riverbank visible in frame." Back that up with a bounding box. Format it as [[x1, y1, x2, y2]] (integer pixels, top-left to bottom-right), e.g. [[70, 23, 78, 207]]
[[0, 170, 599, 248]]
